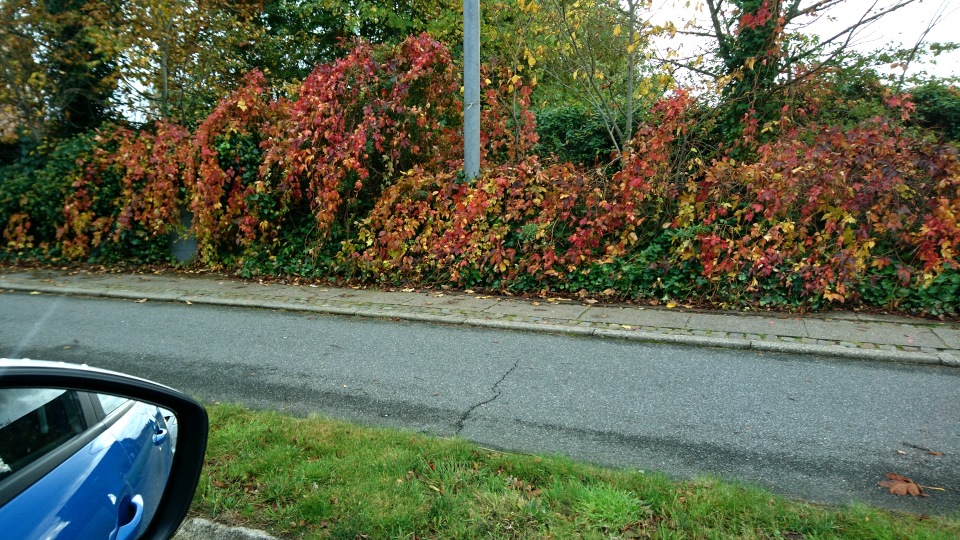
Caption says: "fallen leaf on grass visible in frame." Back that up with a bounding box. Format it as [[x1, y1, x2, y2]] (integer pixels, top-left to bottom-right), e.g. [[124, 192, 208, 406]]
[[878, 473, 929, 497], [134, 298, 147, 303]]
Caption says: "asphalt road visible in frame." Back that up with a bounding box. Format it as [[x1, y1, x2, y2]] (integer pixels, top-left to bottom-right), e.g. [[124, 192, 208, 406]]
[[2, 292, 958, 516]]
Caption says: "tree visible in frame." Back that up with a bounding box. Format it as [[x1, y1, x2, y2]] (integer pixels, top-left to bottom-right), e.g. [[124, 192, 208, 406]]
[[520, 0, 670, 158], [657, 0, 922, 139], [0, 0, 120, 143]]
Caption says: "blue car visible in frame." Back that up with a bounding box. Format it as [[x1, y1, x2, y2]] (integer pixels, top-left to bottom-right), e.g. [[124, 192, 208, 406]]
[[0, 360, 208, 540]]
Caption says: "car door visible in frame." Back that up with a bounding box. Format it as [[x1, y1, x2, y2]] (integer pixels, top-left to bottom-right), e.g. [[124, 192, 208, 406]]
[[0, 389, 166, 539]]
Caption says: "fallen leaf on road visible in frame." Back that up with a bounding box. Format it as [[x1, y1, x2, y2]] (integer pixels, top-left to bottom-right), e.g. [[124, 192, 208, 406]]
[[878, 473, 929, 497], [63, 346, 70, 349], [30, 291, 40, 295], [622, 325, 634, 329], [309, 284, 318, 288], [465, 289, 475, 294], [531, 302, 541, 306], [666, 302, 676, 308], [584, 299, 598, 304], [897, 450, 907, 454], [185, 300, 193, 305], [134, 298, 147, 303], [929, 451, 944, 456], [402, 288, 415, 292]]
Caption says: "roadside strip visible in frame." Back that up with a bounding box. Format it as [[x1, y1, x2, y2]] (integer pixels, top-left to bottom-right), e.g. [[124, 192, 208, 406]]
[[4, 280, 957, 368]]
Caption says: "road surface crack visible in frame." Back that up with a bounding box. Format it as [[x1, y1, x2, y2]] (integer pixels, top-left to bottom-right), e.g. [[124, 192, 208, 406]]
[[455, 357, 521, 435]]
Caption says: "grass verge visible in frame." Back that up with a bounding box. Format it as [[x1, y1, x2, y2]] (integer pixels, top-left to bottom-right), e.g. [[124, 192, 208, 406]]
[[193, 404, 959, 539]]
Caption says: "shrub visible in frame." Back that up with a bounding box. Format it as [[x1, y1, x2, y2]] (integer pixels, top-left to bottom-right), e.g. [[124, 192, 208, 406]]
[[536, 107, 617, 167]]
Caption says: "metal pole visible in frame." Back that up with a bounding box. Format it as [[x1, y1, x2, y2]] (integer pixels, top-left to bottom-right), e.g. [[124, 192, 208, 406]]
[[463, 0, 480, 180]]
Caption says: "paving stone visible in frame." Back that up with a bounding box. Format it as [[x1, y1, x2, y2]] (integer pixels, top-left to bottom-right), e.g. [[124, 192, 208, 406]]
[[485, 300, 589, 320], [687, 313, 807, 337], [801, 338, 817, 344], [921, 347, 938, 353], [727, 332, 744, 339], [763, 335, 780, 342], [402, 294, 499, 311], [804, 319, 944, 347], [692, 330, 710, 336], [860, 343, 876, 349], [902, 346, 919, 352], [816, 339, 836, 346], [879, 345, 897, 351], [839, 341, 857, 348], [580, 307, 689, 328], [332, 290, 422, 304], [932, 326, 960, 349], [746, 334, 763, 340]]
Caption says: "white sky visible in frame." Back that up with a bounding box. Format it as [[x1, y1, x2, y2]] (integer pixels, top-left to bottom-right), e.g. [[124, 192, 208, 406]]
[[647, 0, 960, 81]]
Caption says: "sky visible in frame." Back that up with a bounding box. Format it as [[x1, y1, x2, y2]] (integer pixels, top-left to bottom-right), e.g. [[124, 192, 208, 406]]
[[647, 0, 959, 81]]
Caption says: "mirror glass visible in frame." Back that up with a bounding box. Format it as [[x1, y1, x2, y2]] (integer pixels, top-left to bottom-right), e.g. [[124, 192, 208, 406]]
[[0, 388, 177, 540]]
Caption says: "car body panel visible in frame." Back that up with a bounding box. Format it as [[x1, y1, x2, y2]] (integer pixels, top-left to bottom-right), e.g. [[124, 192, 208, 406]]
[[0, 400, 174, 539]]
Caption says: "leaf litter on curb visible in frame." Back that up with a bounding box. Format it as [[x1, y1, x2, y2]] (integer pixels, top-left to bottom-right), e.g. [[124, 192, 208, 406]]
[[877, 473, 929, 497]]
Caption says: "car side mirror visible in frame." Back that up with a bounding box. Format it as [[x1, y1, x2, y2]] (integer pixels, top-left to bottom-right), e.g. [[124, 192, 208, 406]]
[[0, 359, 208, 540]]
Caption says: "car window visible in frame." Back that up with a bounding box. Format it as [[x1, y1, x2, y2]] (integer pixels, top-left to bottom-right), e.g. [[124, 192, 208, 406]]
[[0, 389, 87, 482], [97, 393, 129, 415]]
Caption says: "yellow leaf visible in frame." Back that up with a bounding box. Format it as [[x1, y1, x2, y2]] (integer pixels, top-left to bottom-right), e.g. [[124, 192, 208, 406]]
[[613, 25, 621, 36], [236, 99, 247, 111], [666, 302, 676, 308], [744, 57, 756, 70], [527, 54, 536, 67], [484, 78, 491, 85]]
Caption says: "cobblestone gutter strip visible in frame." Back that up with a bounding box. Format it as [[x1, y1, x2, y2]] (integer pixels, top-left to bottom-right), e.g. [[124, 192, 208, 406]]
[[5, 282, 957, 367]]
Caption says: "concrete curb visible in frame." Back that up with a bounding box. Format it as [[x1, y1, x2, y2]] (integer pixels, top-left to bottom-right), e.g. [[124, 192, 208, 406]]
[[3, 282, 954, 367], [173, 518, 276, 540]]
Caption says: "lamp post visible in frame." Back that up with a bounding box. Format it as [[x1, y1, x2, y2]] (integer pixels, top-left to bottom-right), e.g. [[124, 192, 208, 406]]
[[464, 0, 480, 180]]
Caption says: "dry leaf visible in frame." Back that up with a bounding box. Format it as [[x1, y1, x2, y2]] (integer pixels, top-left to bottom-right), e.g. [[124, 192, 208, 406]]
[[30, 291, 41, 295], [584, 299, 598, 304], [877, 473, 929, 497], [531, 302, 541, 306], [929, 451, 943, 456], [897, 450, 907, 454], [185, 300, 193, 305], [465, 289, 475, 294], [402, 288, 415, 292], [134, 298, 147, 303]]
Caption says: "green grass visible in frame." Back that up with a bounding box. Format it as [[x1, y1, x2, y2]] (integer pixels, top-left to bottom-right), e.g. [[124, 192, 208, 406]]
[[193, 404, 959, 539]]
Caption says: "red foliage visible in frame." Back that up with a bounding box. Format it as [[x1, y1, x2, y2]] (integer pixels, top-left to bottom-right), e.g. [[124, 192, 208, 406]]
[[259, 33, 461, 239], [682, 115, 960, 301]]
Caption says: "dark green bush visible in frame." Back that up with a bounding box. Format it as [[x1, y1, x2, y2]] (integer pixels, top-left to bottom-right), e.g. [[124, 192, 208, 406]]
[[535, 107, 616, 167], [911, 81, 960, 140]]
